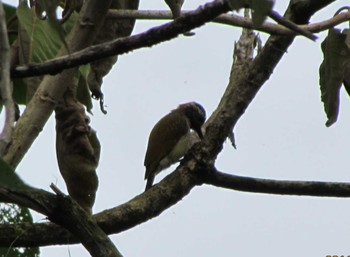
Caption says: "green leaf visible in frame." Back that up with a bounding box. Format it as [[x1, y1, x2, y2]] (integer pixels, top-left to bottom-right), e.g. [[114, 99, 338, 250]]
[[12, 79, 27, 105], [15, 2, 78, 106], [0, 158, 26, 189], [17, 2, 77, 63], [0, 204, 40, 257], [319, 28, 350, 127], [35, 0, 69, 51], [17, 2, 61, 63], [3, 3, 18, 44], [226, 0, 275, 25]]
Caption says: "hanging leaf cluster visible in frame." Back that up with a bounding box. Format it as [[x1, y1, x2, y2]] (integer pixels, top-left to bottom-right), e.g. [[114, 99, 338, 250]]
[[319, 27, 350, 126]]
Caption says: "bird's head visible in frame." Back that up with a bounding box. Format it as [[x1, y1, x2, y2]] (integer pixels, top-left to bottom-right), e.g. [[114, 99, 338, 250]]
[[179, 102, 206, 139]]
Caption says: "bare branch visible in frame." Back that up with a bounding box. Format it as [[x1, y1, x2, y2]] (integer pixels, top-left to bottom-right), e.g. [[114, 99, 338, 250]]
[[0, 162, 201, 247], [0, 0, 15, 155], [110, 8, 318, 40], [3, 162, 350, 247], [107, 9, 350, 35], [268, 10, 316, 40], [11, 0, 231, 79], [0, 185, 123, 257], [10, 8, 350, 80], [204, 169, 350, 197]]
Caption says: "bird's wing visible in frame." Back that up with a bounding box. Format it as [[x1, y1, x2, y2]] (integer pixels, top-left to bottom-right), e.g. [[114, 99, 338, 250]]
[[144, 112, 189, 179]]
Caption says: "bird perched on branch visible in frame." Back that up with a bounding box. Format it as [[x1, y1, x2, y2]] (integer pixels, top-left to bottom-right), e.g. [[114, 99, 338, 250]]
[[144, 102, 206, 191]]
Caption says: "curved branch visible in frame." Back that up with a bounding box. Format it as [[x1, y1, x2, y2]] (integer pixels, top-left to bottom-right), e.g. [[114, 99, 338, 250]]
[[107, 9, 350, 35], [205, 169, 350, 197], [11, 0, 231, 79], [10, 8, 350, 79], [0, 162, 202, 247], [0, 185, 123, 257], [268, 10, 316, 40], [2, 164, 350, 247]]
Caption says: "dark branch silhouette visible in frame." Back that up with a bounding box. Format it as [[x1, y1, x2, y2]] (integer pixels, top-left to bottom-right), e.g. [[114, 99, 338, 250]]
[[1, 164, 350, 247], [204, 169, 350, 197], [11, 0, 231, 78]]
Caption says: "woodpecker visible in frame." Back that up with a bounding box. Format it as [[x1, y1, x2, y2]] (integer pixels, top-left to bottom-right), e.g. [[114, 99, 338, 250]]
[[144, 102, 206, 191]]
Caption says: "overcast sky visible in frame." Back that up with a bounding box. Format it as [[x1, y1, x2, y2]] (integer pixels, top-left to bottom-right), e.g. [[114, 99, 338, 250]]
[[3, 0, 350, 256]]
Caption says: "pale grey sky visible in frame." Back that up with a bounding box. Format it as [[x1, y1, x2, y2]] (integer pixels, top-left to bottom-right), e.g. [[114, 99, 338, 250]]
[[4, 0, 350, 256]]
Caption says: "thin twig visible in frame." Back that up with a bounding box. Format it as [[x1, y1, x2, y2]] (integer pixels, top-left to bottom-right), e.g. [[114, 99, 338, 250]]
[[268, 10, 317, 40], [107, 9, 350, 35], [50, 183, 65, 196], [0, 0, 15, 156]]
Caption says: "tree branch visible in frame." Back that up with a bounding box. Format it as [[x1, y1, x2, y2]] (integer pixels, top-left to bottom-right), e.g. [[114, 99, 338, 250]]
[[201, 0, 336, 162], [0, 184, 123, 257], [10, 7, 349, 80], [2, 163, 350, 247], [204, 169, 350, 197], [0, 0, 15, 155], [11, 0, 231, 79], [107, 9, 350, 35], [268, 9, 316, 40], [0, 162, 201, 247]]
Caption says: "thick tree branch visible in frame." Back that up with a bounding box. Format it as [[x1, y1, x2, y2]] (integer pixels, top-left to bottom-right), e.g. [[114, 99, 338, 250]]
[[0, 162, 201, 247], [0, 0, 15, 155], [0, 185, 122, 257], [0, 183, 120, 255], [2, 163, 350, 247], [201, 0, 336, 162], [49, 184, 122, 257]]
